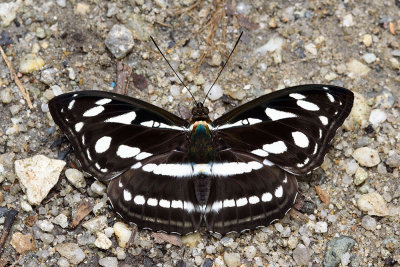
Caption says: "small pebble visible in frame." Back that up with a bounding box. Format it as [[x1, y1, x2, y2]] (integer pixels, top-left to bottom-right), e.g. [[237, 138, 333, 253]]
[[19, 54, 45, 73], [36, 220, 54, 232], [293, 244, 311, 265], [99, 257, 118, 267], [354, 167, 368, 185], [182, 232, 201, 247], [342, 14, 354, 27], [305, 43, 317, 55], [361, 215, 376, 230], [362, 53, 377, 64], [74, 2, 90, 15], [315, 221, 328, 233], [323, 236, 355, 267], [40, 68, 58, 85], [90, 181, 106, 195], [54, 214, 68, 228], [244, 245, 256, 260], [346, 59, 370, 78], [288, 236, 298, 249], [210, 53, 222, 66], [113, 222, 132, 248], [10, 232, 35, 254], [55, 243, 85, 265], [116, 247, 126, 260], [341, 252, 351, 266], [357, 192, 389, 216], [65, 168, 86, 189], [369, 109, 387, 126], [220, 237, 234, 247], [40, 233, 55, 245], [0, 87, 13, 103], [94, 232, 112, 250], [362, 34, 372, 46], [224, 252, 241, 267], [389, 57, 400, 70], [57, 258, 70, 267], [203, 83, 222, 101], [352, 147, 380, 167], [255, 36, 284, 54], [82, 216, 108, 232], [105, 24, 134, 59]]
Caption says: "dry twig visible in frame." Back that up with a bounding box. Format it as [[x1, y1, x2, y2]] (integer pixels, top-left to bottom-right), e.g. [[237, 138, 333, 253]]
[[0, 46, 33, 109]]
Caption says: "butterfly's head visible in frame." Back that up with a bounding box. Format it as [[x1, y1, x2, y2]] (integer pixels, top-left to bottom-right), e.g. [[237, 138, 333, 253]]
[[191, 103, 210, 122]]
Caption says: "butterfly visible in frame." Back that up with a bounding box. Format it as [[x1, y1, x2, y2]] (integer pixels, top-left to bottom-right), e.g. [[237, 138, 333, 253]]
[[49, 84, 353, 235]]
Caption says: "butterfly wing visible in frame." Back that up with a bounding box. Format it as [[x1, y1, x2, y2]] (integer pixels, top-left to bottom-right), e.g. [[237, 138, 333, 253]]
[[203, 150, 298, 234], [213, 84, 354, 175], [49, 90, 189, 181], [107, 150, 203, 234]]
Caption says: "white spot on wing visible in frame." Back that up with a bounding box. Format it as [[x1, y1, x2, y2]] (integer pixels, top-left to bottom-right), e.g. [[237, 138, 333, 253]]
[[95, 136, 112, 153], [75, 122, 84, 132], [217, 118, 261, 129], [261, 192, 273, 202], [211, 201, 223, 212], [96, 98, 112, 105], [319, 129, 323, 139], [251, 149, 269, 157], [326, 93, 335, 102], [292, 131, 309, 148], [275, 186, 283, 198], [265, 108, 297, 120], [313, 144, 318, 155], [159, 199, 170, 208], [249, 196, 260, 204], [147, 198, 157, 206], [263, 141, 287, 154], [118, 180, 123, 187], [135, 152, 152, 160], [86, 149, 92, 160], [236, 197, 248, 207], [133, 195, 145, 204], [83, 106, 104, 117], [263, 159, 274, 166], [319, 116, 328, 125], [68, 100, 75, 110], [141, 120, 154, 127], [117, 145, 140, 158], [183, 201, 195, 213], [131, 162, 142, 169], [297, 100, 319, 111], [171, 200, 183, 209], [290, 93, 306, 100], [323, 86, 329, 90], [283, 174, 288, 183], [105, 111, 136, 125], [223, 199, 235, 208], [123, 190, 132, 201], [247, 118, 262, 125]]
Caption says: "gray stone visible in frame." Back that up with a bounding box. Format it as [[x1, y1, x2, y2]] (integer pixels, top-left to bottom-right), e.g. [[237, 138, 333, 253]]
[[224, 252, 241, 267], [361, 215, 376, 231], [82, 216, 108, 233], [323, 236, 356, 267], [65, 168, 86, 189], [293, 244, 311, 265], [105, 24, 134, 59], [99, 257, 118, 267], [55, 243, 85, 265]]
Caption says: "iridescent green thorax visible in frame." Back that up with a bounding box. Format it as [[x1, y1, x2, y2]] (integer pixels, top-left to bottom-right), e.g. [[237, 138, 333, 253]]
[[189, 121, 214, 163]]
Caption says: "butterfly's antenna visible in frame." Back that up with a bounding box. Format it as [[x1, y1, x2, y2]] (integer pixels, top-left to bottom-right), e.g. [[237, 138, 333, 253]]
[[202, 31, 243, 105], [150, 36, 198, 104]]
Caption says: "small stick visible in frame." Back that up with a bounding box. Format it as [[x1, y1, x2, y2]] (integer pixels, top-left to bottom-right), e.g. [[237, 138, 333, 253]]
[[0, 208, 18, 256], [115, 61, 132, 95], [0, 46, 33, 109], [127, 224, 138, 248]]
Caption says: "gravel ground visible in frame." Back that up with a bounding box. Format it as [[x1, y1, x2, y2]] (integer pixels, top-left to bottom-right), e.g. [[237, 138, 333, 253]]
[[0, 0, 399, 266]]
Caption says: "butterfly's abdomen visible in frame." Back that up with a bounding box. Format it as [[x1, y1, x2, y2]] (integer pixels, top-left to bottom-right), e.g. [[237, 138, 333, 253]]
[[189, 121, 214, 163]]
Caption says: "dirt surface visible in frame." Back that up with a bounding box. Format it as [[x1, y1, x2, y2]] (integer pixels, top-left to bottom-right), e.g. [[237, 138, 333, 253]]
[[0, 0, 399, 266]]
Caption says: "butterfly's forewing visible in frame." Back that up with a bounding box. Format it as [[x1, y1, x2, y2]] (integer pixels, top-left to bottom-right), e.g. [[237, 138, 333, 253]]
[[49, 91, 189, 181], [204, 150, 298, 234], [213, 85, 354, 175]]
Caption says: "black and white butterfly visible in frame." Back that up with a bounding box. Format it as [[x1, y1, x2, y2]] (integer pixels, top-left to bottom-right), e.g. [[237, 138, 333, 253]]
[[49, 84, 353, 235]]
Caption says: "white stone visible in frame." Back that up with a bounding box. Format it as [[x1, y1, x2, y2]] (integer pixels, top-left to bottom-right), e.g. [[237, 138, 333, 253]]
[[99, 257, 118, 267], [90, 181, 106, 195], [224, 252, 241, 267], [244, 245, 256, 260], [94, 232, 112, 250], [36, 220, 54, 232], [15, 155, 65, 205], [352, 147, 380, 167], [342, 14, 354, 27], [305, 43, 317, 55], [20, 199, 33, 212], [54, 214, 68, 228], [203, 83, 223, 101], [0, 0, 22, 27], [357, 192, 389, 216], [113, 222, 132, 248], [82, 216, 108, 233], [346, 59, 370, 78], [65, 168, 86, 188], [369, 109, 387, 126], [254, 36, 284, 54], [314, 221, 328, 233], [55, 243, 85, 265], [362, 53, 377, 64]]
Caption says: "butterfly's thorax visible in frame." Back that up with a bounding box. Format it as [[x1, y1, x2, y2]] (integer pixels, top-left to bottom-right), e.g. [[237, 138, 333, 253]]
[[189, 121, 214, 163]]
